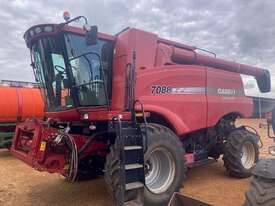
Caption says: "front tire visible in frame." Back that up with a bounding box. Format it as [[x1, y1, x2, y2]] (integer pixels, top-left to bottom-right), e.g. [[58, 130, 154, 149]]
[[223, 129, 259, 178], [143, 124, 186, 206], [104, 123, 186, 206]]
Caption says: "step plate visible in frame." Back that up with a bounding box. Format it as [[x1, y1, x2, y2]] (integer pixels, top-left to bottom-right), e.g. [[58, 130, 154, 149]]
[[124, 146, 142, 150], [125, 182, 144, 191], [125, 163, 143, 170]]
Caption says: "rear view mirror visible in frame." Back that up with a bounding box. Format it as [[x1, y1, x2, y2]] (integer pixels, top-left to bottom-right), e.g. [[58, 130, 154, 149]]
[[256, 69, 271, 93], [86, 25, 98, 45]]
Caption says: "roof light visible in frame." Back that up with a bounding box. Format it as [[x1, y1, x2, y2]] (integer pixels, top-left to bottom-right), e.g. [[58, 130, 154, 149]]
[[29, 30, 35, 36], [63, 11, 70, 22], [34, 27, 42, 34], [44, 25, 53, 32]]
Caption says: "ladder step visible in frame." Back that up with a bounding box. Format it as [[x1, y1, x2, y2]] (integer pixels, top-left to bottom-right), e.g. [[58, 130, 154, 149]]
[[122, 128, 138, 133], [125, 182, 144, 191], [125, 163, 143, 170], [122, 128, 141, 137], [124, 146, 142, 150]]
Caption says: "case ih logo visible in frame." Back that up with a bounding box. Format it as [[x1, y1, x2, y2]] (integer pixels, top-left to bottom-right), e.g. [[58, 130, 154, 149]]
[[217, 88, 236, 96]]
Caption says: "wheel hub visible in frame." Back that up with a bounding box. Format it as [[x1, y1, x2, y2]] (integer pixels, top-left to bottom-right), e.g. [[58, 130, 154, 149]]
[[145, 161, 152, 176], [145, 147, 176, 194], [241, 141, 256, 169]]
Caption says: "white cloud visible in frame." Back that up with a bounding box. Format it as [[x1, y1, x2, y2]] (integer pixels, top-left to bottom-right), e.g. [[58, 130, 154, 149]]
[[0, 0, 274, 97]]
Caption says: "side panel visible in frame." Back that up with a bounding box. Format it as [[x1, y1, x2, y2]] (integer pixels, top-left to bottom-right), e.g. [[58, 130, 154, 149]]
[[112, 29, 158, 111], [136, 65, 207, 135], [206, 68, 253, 127]]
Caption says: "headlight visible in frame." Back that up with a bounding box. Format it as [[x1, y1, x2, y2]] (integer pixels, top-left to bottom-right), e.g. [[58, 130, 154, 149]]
[[83, 113, 89, 119]]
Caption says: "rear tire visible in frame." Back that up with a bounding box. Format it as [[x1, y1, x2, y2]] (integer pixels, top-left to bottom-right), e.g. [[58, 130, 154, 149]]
[[104, 123, 186, 206], [244, 176, 275, 206], [223, 129, 259, 178]]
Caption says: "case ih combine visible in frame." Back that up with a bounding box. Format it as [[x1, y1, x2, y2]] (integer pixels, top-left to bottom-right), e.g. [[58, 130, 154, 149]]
[[11, 14, 271, 206], [0, 80, 44, 149]]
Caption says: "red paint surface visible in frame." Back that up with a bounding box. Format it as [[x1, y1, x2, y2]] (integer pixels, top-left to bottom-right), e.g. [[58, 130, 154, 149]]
[[109, 29, 254, 135]]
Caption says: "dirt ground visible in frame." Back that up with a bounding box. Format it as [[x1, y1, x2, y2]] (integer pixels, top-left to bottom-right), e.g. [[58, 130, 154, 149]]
[[0, 119, 273, 206]]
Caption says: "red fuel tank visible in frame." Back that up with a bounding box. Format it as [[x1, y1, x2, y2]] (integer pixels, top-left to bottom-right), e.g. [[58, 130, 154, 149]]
[[0, 84, 44, 122]]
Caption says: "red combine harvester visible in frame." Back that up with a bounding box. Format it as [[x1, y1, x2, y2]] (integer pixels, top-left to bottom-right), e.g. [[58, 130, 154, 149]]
[[11, 14, 271, 206], [0, 80, 44, 149]]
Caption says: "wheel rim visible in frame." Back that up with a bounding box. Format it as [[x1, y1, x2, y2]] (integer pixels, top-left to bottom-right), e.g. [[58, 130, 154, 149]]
[[241, 141, 256, 169], [145, 147, 175, 194]]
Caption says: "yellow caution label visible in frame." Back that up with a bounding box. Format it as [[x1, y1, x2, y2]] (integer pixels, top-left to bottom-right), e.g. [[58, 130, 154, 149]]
[[64, 164, 70, 170], [40, 141, 47, 151], [135, 113, 143, 117], [135, 112, 150, 117]]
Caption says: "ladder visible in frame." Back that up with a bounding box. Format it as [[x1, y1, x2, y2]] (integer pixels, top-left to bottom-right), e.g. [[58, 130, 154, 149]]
[[115, 119, 145, 206]]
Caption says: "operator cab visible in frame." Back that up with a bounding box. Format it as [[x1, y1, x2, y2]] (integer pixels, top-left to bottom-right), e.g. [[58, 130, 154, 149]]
[[24, 17, 115, 112]]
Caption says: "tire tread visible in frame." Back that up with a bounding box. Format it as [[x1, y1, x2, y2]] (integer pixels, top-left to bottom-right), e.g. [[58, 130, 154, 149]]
[[244, 176, 275, 206], [223, 129, 259, 178]]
